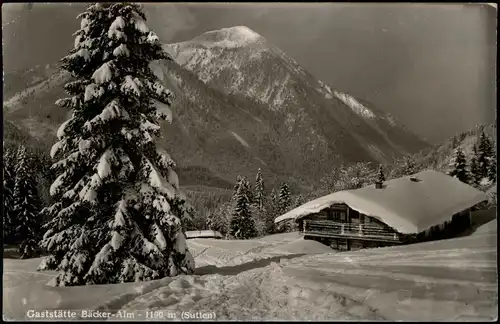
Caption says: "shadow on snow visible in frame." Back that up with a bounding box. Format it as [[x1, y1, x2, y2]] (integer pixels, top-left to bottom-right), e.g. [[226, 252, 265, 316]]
[[194, 253, 308, 276]]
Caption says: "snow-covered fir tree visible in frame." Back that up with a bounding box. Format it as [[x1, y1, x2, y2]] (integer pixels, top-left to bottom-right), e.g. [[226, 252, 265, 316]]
[[477, 131, 493, 180], [448, 146, 469, 184], [3, 145, 17, 245], [254, 168, 265, 210], [278, 182, 292, 215], [37, 3, 194, 286], [13, 145, 42, 259], [376, 164, 385, 183], [229, 177, 257, 239]]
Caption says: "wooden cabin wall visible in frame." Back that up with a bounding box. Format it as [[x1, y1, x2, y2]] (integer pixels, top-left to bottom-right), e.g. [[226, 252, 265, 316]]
[[350, 211, 389, 230], [350, 240, 364, 251], [367, 217, 393, 230], [309, 210, 329, 221]]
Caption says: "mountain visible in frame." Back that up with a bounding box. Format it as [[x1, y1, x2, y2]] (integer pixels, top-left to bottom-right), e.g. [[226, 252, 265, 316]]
[[165, 26, 428, 160], [3, 26, 429, 192], [3, 63, 61, 100]]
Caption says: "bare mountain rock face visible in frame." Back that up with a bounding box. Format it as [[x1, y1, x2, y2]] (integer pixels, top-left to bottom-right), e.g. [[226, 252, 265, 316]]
[[3, 26, 428, 190]]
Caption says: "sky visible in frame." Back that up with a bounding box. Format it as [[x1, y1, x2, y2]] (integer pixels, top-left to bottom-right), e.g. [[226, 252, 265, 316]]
[[2, 3, 496, 144]]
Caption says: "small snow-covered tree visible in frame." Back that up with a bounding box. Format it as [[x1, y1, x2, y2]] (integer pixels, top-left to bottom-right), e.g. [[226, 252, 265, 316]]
[[254, 168, 265, 210], [13, 145, 42, 259], [278, 182, 292, 215], [334, 162, 375, 191], [469, 144, 481, 186], [401, 155, 416, 176], [317, 166, 341, 196], [263, 188, 280, 234], [477, 131, 493, 180], [206, 205, 230, 236], [376, 164, 385, 183], [38, 3, 194, 286], [293, 194, 305, 208], [448, 146, 469, 184], [229, 177, 257, 239], [277, 182, 296, 233], [488, 149, 496, 182], [3, 145, 17, 245]]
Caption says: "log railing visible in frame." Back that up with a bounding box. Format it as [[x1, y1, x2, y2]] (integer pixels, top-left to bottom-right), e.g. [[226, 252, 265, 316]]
[[303, 219, 401, 242]]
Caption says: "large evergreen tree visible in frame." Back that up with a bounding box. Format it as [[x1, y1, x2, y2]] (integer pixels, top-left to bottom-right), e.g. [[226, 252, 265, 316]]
[[448, 146, 469, 184], [254, 168, 265, 210], [13, 146, 42, 259], [229, 177, 257, 239], [37, 3, 194, 286], [3, 145, 17, 245], [477, 131, 493, 180]]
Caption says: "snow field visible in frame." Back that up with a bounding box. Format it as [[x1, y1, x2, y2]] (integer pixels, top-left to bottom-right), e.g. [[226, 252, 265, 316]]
[[3, 224, 497, 321]]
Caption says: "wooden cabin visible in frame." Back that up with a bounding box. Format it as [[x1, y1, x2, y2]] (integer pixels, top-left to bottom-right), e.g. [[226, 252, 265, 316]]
[[276, 170, 488, 251], [297, 203, 404, 251]]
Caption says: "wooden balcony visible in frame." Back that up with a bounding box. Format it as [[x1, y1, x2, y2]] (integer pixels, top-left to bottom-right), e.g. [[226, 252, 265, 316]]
[[302, 220, 403, 243]]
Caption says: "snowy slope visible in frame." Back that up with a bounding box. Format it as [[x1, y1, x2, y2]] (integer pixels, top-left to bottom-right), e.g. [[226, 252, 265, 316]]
[[4, 219, 497, 321]]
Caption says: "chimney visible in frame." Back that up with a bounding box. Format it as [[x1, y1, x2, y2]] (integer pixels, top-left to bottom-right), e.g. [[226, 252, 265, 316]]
[[375, 181, 383, 189]]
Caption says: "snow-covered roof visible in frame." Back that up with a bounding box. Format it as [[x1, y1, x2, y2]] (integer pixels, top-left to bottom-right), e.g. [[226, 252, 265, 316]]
[[185, 230, 223, 239], [275, 170, 488, 234]]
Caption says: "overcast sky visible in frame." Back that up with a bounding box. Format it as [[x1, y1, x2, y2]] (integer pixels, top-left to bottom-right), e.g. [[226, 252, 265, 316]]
[[2, 3, 496, 143]]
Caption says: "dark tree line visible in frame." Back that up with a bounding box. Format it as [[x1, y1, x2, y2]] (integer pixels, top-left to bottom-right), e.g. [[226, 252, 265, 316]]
[[3, 144, 43, 259], [448, 131, 496, 186], [205, 168, 303, 239]]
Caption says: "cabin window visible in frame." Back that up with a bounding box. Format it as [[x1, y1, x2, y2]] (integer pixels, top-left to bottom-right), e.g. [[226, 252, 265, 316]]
[[350, 209, 359, 222], [325, 209, 333, 220], [318, 211, 328, 220], [333, 211, 346, 221]]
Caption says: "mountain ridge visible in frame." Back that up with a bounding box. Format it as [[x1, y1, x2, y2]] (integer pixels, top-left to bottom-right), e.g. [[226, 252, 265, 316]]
[[164, 26, 429, 161], [3, 25, 429, 192]]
